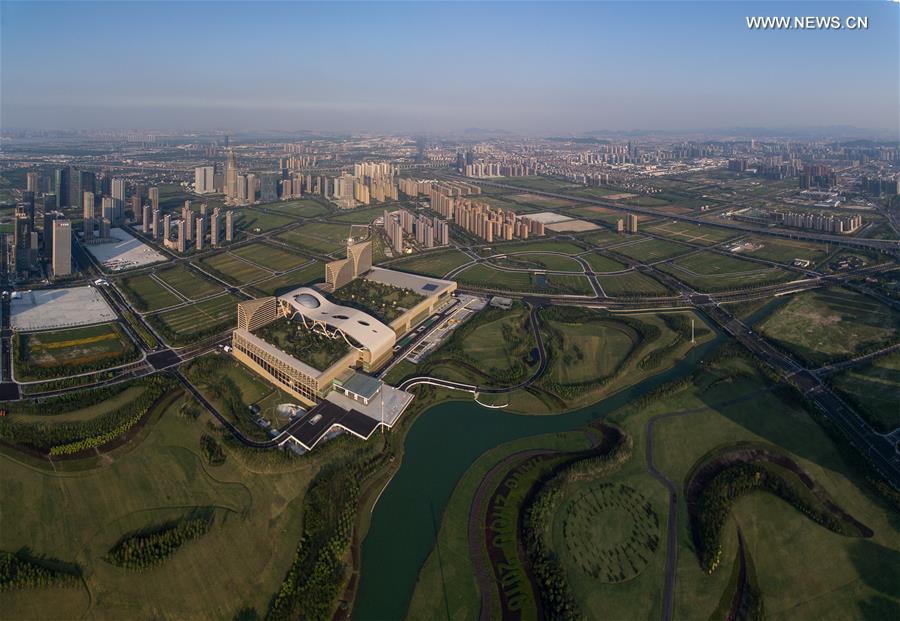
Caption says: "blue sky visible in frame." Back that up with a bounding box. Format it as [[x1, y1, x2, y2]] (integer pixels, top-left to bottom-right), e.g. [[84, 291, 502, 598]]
[[1, 1, 897, 133]]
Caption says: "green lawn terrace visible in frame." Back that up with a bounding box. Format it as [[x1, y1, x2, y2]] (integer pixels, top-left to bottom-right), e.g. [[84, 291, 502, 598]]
[[253, 316, 351, 373], [326, 277, 425, 324], [755, 287, 900, 367]]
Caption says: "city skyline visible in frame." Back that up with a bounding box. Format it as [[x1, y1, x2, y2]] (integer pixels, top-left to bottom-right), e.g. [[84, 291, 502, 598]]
[[2, 1, 898, 134]]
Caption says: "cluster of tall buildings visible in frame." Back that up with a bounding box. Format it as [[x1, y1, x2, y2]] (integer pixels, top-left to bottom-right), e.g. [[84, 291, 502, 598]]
[[616, 214, 639, 234], [454, 150, 536, 178], [798, 165, 837, 190], [382, 209, 449, 255], [449, 199, 545, 243], [142, 200, 234, 252], [778, 210, 863, 234]]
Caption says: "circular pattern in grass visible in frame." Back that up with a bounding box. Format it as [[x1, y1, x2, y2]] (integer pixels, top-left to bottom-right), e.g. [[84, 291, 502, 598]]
[[561, 483, 660, 583]]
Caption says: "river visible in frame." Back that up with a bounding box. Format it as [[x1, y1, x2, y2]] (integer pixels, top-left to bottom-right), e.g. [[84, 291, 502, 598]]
[[353, 330, 723, 620]]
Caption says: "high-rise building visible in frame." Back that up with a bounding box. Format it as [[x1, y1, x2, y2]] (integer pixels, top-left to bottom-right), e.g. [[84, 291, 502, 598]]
[[225, 210, 234, 242], [626, 213, 638, 234], [225, 150, 238, 198], [163, 214, 172, 242], [42, 210, 61, 260], [26, 171, 38, 192], [152, 209, 160, 238], [99, 218, 111, 240], [149, 186, 159, 211], [83, 191, 95, 241], [195, 166, 215, 194], [196, 217, 205, 250], [54, 167, 70, 208], [112, 178, 126, 201], [259, 173, 278, 202], [210, 209, 221, 245], [616, 218, 624, 234], [13, 209, 32, 274], [142, 205, 151, 234], [52, 219, 72, 277], [181, 203, 193, 240], [176, 219, 187, 253]]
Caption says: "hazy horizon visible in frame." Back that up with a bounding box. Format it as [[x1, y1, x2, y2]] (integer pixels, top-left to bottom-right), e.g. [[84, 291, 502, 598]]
[[2, 1, 898, 135]]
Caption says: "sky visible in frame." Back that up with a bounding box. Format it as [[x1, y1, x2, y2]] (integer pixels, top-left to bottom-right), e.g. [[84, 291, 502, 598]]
[[1, 1, 898, 134]]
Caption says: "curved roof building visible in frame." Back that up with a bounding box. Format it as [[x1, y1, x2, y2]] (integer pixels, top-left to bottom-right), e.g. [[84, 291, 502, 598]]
[[280, 287, 395, 365]]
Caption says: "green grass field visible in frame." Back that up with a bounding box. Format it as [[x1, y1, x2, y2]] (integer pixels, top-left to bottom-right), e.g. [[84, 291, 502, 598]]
[[230, 242, 308, 272], [492, 252, 584, 272], [581, 252, 628, 273], [830, 352, 900, 433], [756, 287, 899, 366], [275, 229, 343, 254], [646, 221, 738, 246], [544, 317, 635, 384], [740, 236, 833, 265], [154, 265, 223, 300], [248, 261, 325, 297], [118, 273, 182, 312], [659, 251, 794, 292], [389, 249, 473, 278], [609, 238, 694, 262], [256, 199, 330, 219], [484, 239, 585, 256], [149, 294, 241, 345], [595, 271, 671, 297], [196, 252, 271, 286], [14, 322, 138, 380], [233, 209, 293, 233], [454, 263, 594, 295], [0, 388, 325, 620], [579, 228, 624, 248], [329, 206, 384, 224]]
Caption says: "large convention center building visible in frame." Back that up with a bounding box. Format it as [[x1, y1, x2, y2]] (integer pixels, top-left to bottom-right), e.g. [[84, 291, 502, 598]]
[[231, 240, 456, 406]]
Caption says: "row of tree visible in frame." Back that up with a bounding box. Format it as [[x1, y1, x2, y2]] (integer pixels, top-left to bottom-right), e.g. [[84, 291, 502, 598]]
[[0, 375, 175, 454], [266, 443, 389, 621], [107, 518, 212, 571]]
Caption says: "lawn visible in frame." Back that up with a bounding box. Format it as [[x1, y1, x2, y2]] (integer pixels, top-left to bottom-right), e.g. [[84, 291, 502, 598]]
[[230, 242, 309, 272], [233, 209, 293, 233], [389, 249, 473, 278], [0, 388, 324, 621], [579, 228, 624, 248], [329, 206, 385, 224], [596, 271, 671, 297], [739, 236, 832, 265], [647, 221, 739, 246], [275, 229, 343, 255], [196, 252, 271, 286], [581, 252, 628, 273], [248, 261, 325, 297], [14, 322, 139, 381], [830, 352, 900, 433], [149, 293, 241, 346], [482, 239, 586, 256], [491, 252, 584, 272], [755, 287, 899, 366], [296, 221, 354, 243], [544, 315, 636, 384], [609, 238, 694, 262], [454, 264, 594, 295], [257, 199, 330, 218], [118, 273, 182, 312], [659, 251, 794, 292], [155, 265, 223, 300]]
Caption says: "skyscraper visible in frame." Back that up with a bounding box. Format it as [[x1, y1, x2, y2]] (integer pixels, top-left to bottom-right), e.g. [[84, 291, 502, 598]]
[[195, 166, 215, 194], [149, 186, 159, 211], [83, 191, 95, 241], [26, 171, 38, 192], [54, 167, 69, 208], [225, 150, 238, 198], [195, 217, 205, 250], [52, 219, 72, 277], [210, 209, 221, 246], [225, 210, 234, 242], [626, 213, 638, 234], [142, 205, 151, 234]]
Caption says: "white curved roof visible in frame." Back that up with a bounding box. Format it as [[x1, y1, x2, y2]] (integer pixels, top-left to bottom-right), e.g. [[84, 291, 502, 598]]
[[279, 287, 395, 361]]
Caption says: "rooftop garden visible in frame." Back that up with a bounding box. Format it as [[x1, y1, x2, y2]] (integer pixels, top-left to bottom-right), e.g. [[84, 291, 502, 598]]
[[327, 278, 424, 324], [254, 317, 352, 372]]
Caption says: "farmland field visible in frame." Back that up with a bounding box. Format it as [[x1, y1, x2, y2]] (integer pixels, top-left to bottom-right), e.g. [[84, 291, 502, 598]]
[[148, 293, 241, 345], [739, 236, 832, 265], [196, 252, 271, 286], [118, 273, 182, 312], [155, 265, 223, 300], [230, 242, 308, 272], [14, 322, 139, 380], [647, 221, 739, 246]]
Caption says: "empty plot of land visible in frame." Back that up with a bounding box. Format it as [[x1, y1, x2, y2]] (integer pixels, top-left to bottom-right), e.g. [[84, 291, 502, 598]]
[[11, 286, 116, 331], [508, 194, 576, 209], [118, 273, 183, 312], [390, 249, 473, 278], [235, 209, 293, 233], [196, 252, 271, 286], [610, 238, 693, 262], [659, 251, 792, 291], [756, 288, 899, 366], [648, 221, 738, 246], [154, 265, 224, 300], [230, 243, 309, 272], [84, 227, 166, 271], [595, 271, 670, 297]]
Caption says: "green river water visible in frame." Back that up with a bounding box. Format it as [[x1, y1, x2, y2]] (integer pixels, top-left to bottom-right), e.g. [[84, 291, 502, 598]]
[[353, 323, 733, 621]]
